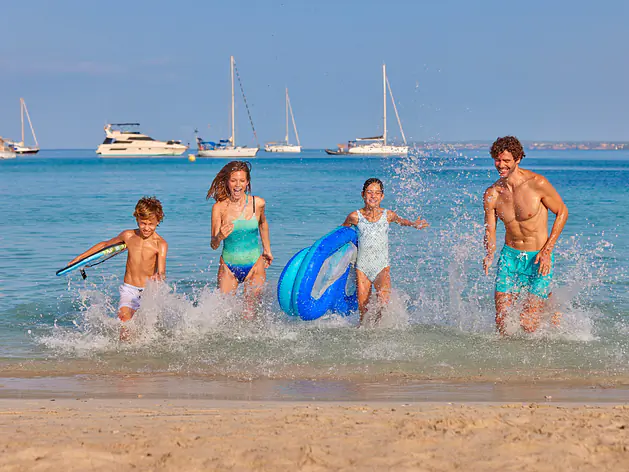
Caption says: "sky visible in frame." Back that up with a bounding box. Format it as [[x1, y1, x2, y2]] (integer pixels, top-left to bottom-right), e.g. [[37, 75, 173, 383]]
[[1, 0, 628, 148]]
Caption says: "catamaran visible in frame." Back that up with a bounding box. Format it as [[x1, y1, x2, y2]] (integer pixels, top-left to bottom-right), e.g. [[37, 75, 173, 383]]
[[96, 123, 188, 157], [326, 64, 408, 156], [265, 88, 301, 153], [196, 56, 259, 158], [7, 98, 39, 154]]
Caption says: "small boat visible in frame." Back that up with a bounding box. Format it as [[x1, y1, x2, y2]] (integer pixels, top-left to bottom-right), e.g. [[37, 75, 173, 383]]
[[333, 64, 408, 156], [0, 137, 17, 159], [324, 144, 349, 155], [6, 98, 39, 155], [265, 88, 301, 153], [96, 123, 188, 157], [197, 56, 259, 158]]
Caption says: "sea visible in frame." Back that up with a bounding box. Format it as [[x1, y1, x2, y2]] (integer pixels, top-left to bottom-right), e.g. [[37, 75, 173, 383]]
[[1, 148, 628, 402]]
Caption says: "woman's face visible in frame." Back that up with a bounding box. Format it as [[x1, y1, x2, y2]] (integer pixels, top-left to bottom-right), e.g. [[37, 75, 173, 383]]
[[227, 170, 249, 199]]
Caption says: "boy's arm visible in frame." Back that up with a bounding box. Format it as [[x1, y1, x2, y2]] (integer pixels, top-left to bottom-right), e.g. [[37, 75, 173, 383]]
[[258, 198, 273, 266], [389, 210, 429, 229], [483, 188, 498, 275], [342, 211, 358, 227], [154, 239, 168, 281], [67, 232, 126, 266]]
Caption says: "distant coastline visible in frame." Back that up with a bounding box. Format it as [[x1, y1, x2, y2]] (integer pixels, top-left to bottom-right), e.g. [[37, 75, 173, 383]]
[[415, 141, 629, 151]]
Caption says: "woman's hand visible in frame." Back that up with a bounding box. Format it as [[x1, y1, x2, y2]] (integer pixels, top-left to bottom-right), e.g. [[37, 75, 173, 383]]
[[218, 223, 234, 241], [262, 250, 273, 268]]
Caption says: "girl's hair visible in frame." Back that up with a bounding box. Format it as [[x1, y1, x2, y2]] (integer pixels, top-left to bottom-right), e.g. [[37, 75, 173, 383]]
[[206, 161, 252, 202], [362, 178, 384, 194], [133, 196, 164, 222]]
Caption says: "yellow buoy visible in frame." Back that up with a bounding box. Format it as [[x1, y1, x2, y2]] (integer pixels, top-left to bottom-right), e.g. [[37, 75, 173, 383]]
[[188, 154, 196, 162]]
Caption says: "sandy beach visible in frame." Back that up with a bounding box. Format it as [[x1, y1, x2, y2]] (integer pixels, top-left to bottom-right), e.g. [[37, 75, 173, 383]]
[[2, 398, 629, 471]]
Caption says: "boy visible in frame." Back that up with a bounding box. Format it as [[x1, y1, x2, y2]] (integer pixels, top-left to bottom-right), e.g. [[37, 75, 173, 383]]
[[68, 197, 168, 337]]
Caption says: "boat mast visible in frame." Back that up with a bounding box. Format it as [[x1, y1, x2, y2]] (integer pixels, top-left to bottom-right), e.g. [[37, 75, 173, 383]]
[[287, 89, 300, 147], [22, 99, 39, 148], [285, 88, 289, 144], [383, 63, 387, 146], [231, 55, 235, 147], [20, 98, 25, 145]]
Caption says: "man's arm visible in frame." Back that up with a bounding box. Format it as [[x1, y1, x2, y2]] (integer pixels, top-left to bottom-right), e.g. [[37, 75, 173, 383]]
[[535, 177, 569, 275], [483, 188, 498, 275], [257, 198, 273, 267], [68, 232, 126, 266]]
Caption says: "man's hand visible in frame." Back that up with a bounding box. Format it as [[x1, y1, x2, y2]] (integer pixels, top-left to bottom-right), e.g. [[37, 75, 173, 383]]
[[483, 254, 494, 275], [534, 248, 553, 276]]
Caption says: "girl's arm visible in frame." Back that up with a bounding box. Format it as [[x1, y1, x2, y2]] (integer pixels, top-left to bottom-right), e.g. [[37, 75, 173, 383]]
[[257, 197, 273, 266], [342, 211, 359, 227], [210, 202, 231, 250], [67, 232, 126, 266], [389, 211, 429, 229]]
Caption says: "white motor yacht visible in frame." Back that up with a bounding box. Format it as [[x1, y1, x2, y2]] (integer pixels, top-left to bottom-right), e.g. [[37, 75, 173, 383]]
[[96, 123, 188, 157], [0, 137, 17, 159]]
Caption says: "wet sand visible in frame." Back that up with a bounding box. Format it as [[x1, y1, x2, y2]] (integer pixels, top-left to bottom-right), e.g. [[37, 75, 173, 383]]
[[2, 398, 629, 471]]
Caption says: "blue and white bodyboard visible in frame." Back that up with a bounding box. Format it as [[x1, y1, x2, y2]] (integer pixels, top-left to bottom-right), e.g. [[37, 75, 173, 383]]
[[277, 226, 357, 320]]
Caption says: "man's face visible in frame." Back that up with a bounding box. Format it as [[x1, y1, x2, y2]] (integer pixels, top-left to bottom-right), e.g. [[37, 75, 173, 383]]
[[493, 150, 519, 178], [136, 215, 159, 239]]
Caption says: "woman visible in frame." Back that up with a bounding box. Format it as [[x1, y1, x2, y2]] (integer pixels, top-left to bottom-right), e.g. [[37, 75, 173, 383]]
[[207, 161, 272, 315]]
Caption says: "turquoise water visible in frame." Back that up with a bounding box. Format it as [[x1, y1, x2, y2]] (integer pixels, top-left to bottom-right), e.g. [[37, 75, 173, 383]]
[[1, 149, 628, 382]]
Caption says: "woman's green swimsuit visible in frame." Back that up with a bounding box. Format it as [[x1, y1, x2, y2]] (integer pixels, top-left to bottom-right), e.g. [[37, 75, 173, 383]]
[[222, 195, 261, 283]]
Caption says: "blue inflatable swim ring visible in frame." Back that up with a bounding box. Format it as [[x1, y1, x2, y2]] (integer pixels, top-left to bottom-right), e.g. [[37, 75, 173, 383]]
[[277, 226, 358, 320]]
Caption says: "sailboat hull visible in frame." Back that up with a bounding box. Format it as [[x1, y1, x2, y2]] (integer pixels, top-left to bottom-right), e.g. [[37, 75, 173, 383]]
[[12, 144, 39, 155], [264, 144, 301, 153], [347, 144, 408, 155], [198, 147, 259, 158]]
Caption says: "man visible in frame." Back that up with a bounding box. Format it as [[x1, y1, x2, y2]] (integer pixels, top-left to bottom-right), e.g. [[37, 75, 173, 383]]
[[483, 136, 568, 335]]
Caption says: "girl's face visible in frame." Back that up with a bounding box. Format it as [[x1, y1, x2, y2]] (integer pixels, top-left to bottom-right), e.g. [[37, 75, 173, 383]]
[[227, 170, 249, 199], [362, 182, 384, 208]]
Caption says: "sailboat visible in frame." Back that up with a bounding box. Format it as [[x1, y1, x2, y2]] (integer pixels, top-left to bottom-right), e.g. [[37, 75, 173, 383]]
[[197, 56, 259, 158], [7, 98, 40, 154], [265, 88, 301, 153], [326, 64, 408, 156]]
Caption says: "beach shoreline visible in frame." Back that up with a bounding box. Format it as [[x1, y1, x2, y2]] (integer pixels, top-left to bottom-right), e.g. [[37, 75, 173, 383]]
[[2, 398, 629, 471]]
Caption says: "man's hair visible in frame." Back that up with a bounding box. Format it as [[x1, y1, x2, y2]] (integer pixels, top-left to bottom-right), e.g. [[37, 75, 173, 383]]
[[133, 196, 164, 222], [490, 136, 526, 161], [206, 161, 253, 202], [362, 177, 384, 194]]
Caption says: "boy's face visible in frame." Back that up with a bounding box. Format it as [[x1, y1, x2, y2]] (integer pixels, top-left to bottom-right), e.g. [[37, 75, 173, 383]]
[[136, 215, 159, 239], [227, 170, 249, 199], [362, 182, 384, 208]]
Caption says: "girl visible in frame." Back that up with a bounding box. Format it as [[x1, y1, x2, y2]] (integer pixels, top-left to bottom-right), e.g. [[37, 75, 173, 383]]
[[342, 178, 429, 326], [208, 161, 273, 316]]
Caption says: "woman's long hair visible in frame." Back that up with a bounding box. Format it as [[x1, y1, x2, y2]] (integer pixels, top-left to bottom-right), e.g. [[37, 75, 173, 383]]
[[206, 161, 252, 202]]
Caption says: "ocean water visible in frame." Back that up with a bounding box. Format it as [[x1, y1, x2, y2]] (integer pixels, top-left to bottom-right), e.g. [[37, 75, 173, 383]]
[[1, 149, 628, 388]]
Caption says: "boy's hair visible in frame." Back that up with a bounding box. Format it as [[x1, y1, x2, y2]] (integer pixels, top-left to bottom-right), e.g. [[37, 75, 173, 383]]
[[362, 177, 384, 194], [490, 136, 526, 162], [206, 161, 252, 202], [133, 196, 164, 222]]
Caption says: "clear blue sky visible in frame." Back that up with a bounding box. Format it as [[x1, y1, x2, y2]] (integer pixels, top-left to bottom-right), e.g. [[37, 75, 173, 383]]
[[2, 0, 628, 148]]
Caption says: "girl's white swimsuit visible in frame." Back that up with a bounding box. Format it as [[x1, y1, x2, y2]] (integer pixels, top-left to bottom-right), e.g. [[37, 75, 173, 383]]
[[355, 209, 390, 282]]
